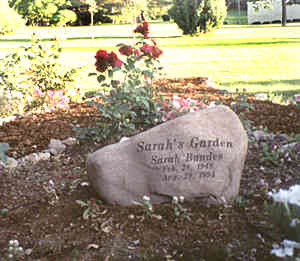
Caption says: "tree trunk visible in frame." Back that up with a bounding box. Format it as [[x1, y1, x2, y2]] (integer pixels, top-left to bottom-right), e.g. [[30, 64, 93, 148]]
[[90, 10, 94, 39], [282, 0, 287, 26]]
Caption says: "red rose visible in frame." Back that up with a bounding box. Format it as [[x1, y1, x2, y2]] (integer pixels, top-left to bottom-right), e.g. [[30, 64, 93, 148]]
[[134, 21, 149, 39], [112, 80, 121, 85], [95, 49, 110, 72], [119, 45, 133, 56], [95, 49, 109, 60], [140, 44, 162, 59], [134, 48, 141, 57], [140, 43, 152, 55], [151, 45, 163, 59], [108, 51, 123, 68]]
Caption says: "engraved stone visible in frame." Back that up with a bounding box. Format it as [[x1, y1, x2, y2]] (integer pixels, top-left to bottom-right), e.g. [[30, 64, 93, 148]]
[[86, 105, 248, 206]]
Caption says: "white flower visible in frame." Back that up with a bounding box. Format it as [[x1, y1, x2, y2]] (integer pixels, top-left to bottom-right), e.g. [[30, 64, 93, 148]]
[[9, 240, 19, 247], [172, 96, 181, 109], [269, 185, 300, 207], [179, 196, 185, 203], [271, 246, 293, 257], [290, 218, 300, 227], [172, 196, 178, 204], [271, 239, 300, 257], [208, 101, 216, 108], [143, 195, 150, 201], [283, 240, 300, 249]]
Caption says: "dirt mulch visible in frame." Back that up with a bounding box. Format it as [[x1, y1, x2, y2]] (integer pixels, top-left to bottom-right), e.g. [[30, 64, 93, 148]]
[[1, 77, 299, 158], [0, 77, 300, 261]]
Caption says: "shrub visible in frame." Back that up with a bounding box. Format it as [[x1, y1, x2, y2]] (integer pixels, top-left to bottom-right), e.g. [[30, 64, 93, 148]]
[[75, 21, 165, 143], [168, 0, 202, 35], [111, 5, 134, 24], [162, 14, 171, 21], [52, 9, 77, 26], [0, 1, 24, 35], [0, 35, 80, 117], [12, 0, 75, 26], [168, 0, 227, 35], [198, 0, 227, 33], [94, 10, 113, 24]]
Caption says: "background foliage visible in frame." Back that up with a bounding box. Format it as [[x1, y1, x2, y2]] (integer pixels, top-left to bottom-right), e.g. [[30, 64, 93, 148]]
[[168, 0, 227, 35], [0, 35, 80, 117], [10, 0, 77, 26], [0, 1, 25, 35]]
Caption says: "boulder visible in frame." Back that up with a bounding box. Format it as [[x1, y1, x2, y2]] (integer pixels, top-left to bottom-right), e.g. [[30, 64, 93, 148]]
[[48, 139, 66, 155], [87, 105, 248, 206]]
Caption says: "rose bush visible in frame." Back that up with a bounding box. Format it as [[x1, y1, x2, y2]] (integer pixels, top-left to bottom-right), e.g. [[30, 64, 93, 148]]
[[76, 20, 166, 142]]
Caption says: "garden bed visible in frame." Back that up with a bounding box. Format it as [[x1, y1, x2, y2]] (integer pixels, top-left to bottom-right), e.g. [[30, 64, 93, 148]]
[[0, 77, 300, 260]]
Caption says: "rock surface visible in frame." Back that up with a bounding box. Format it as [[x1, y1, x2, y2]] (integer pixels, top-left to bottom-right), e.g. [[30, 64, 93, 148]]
[[48, 139, 66, 155], [87, 105, 248, 206]]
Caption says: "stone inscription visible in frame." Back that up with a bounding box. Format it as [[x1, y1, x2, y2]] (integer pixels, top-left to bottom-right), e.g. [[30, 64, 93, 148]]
[[136, 137, 233, 183]]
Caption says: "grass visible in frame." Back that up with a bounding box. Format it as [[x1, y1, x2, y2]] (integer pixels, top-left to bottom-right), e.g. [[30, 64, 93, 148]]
[[1, 23, 300, 103]]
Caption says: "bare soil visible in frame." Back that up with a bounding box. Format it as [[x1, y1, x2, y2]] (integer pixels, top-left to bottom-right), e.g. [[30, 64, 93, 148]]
[[0, 77, 300, 261]]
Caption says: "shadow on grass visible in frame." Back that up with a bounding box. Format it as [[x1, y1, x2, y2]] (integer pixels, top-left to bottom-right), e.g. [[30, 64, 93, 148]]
[[0, 35, 181, 43], [203, 38, 300, 47], [220, 79, 300, 87], [219, 79, 300, 97]]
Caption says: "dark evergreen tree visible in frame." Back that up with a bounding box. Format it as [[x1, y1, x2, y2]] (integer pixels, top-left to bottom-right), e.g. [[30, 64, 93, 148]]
[[168, 0, 226, 35], [168, 0, 202, 35]]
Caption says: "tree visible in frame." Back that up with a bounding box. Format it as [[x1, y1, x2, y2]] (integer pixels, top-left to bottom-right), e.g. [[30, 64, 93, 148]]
[[81, 0, 97, 26], [146, 0, 172, 20], [11, 0, 76, 26], [168, 0, 226, 35], [0, 0, 24, 35], [282, 0, 287, 26], [80, 0, 98, 38], [168, 0, 202, 35], [198, 0, 227, 33]]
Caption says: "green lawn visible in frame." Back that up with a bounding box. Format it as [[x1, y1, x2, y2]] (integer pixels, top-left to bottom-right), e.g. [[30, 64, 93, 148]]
[[1, 23, 300, 102]]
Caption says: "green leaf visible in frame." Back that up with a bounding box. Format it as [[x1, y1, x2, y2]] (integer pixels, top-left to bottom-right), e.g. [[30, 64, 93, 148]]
[[119, 103, 130, 113], [112, 66, 121, 73], [83, 208, 90, 220], [75, 200, 88, 207], [0, 142, 9, 163], [88, 73, 97, 77], [142, 100, 150, 110], [97, 75, 105, 83], [0, 208, 9, 215]]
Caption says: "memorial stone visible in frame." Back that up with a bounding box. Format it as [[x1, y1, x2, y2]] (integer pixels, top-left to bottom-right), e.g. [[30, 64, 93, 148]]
[[86, 105, 248, 206]]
